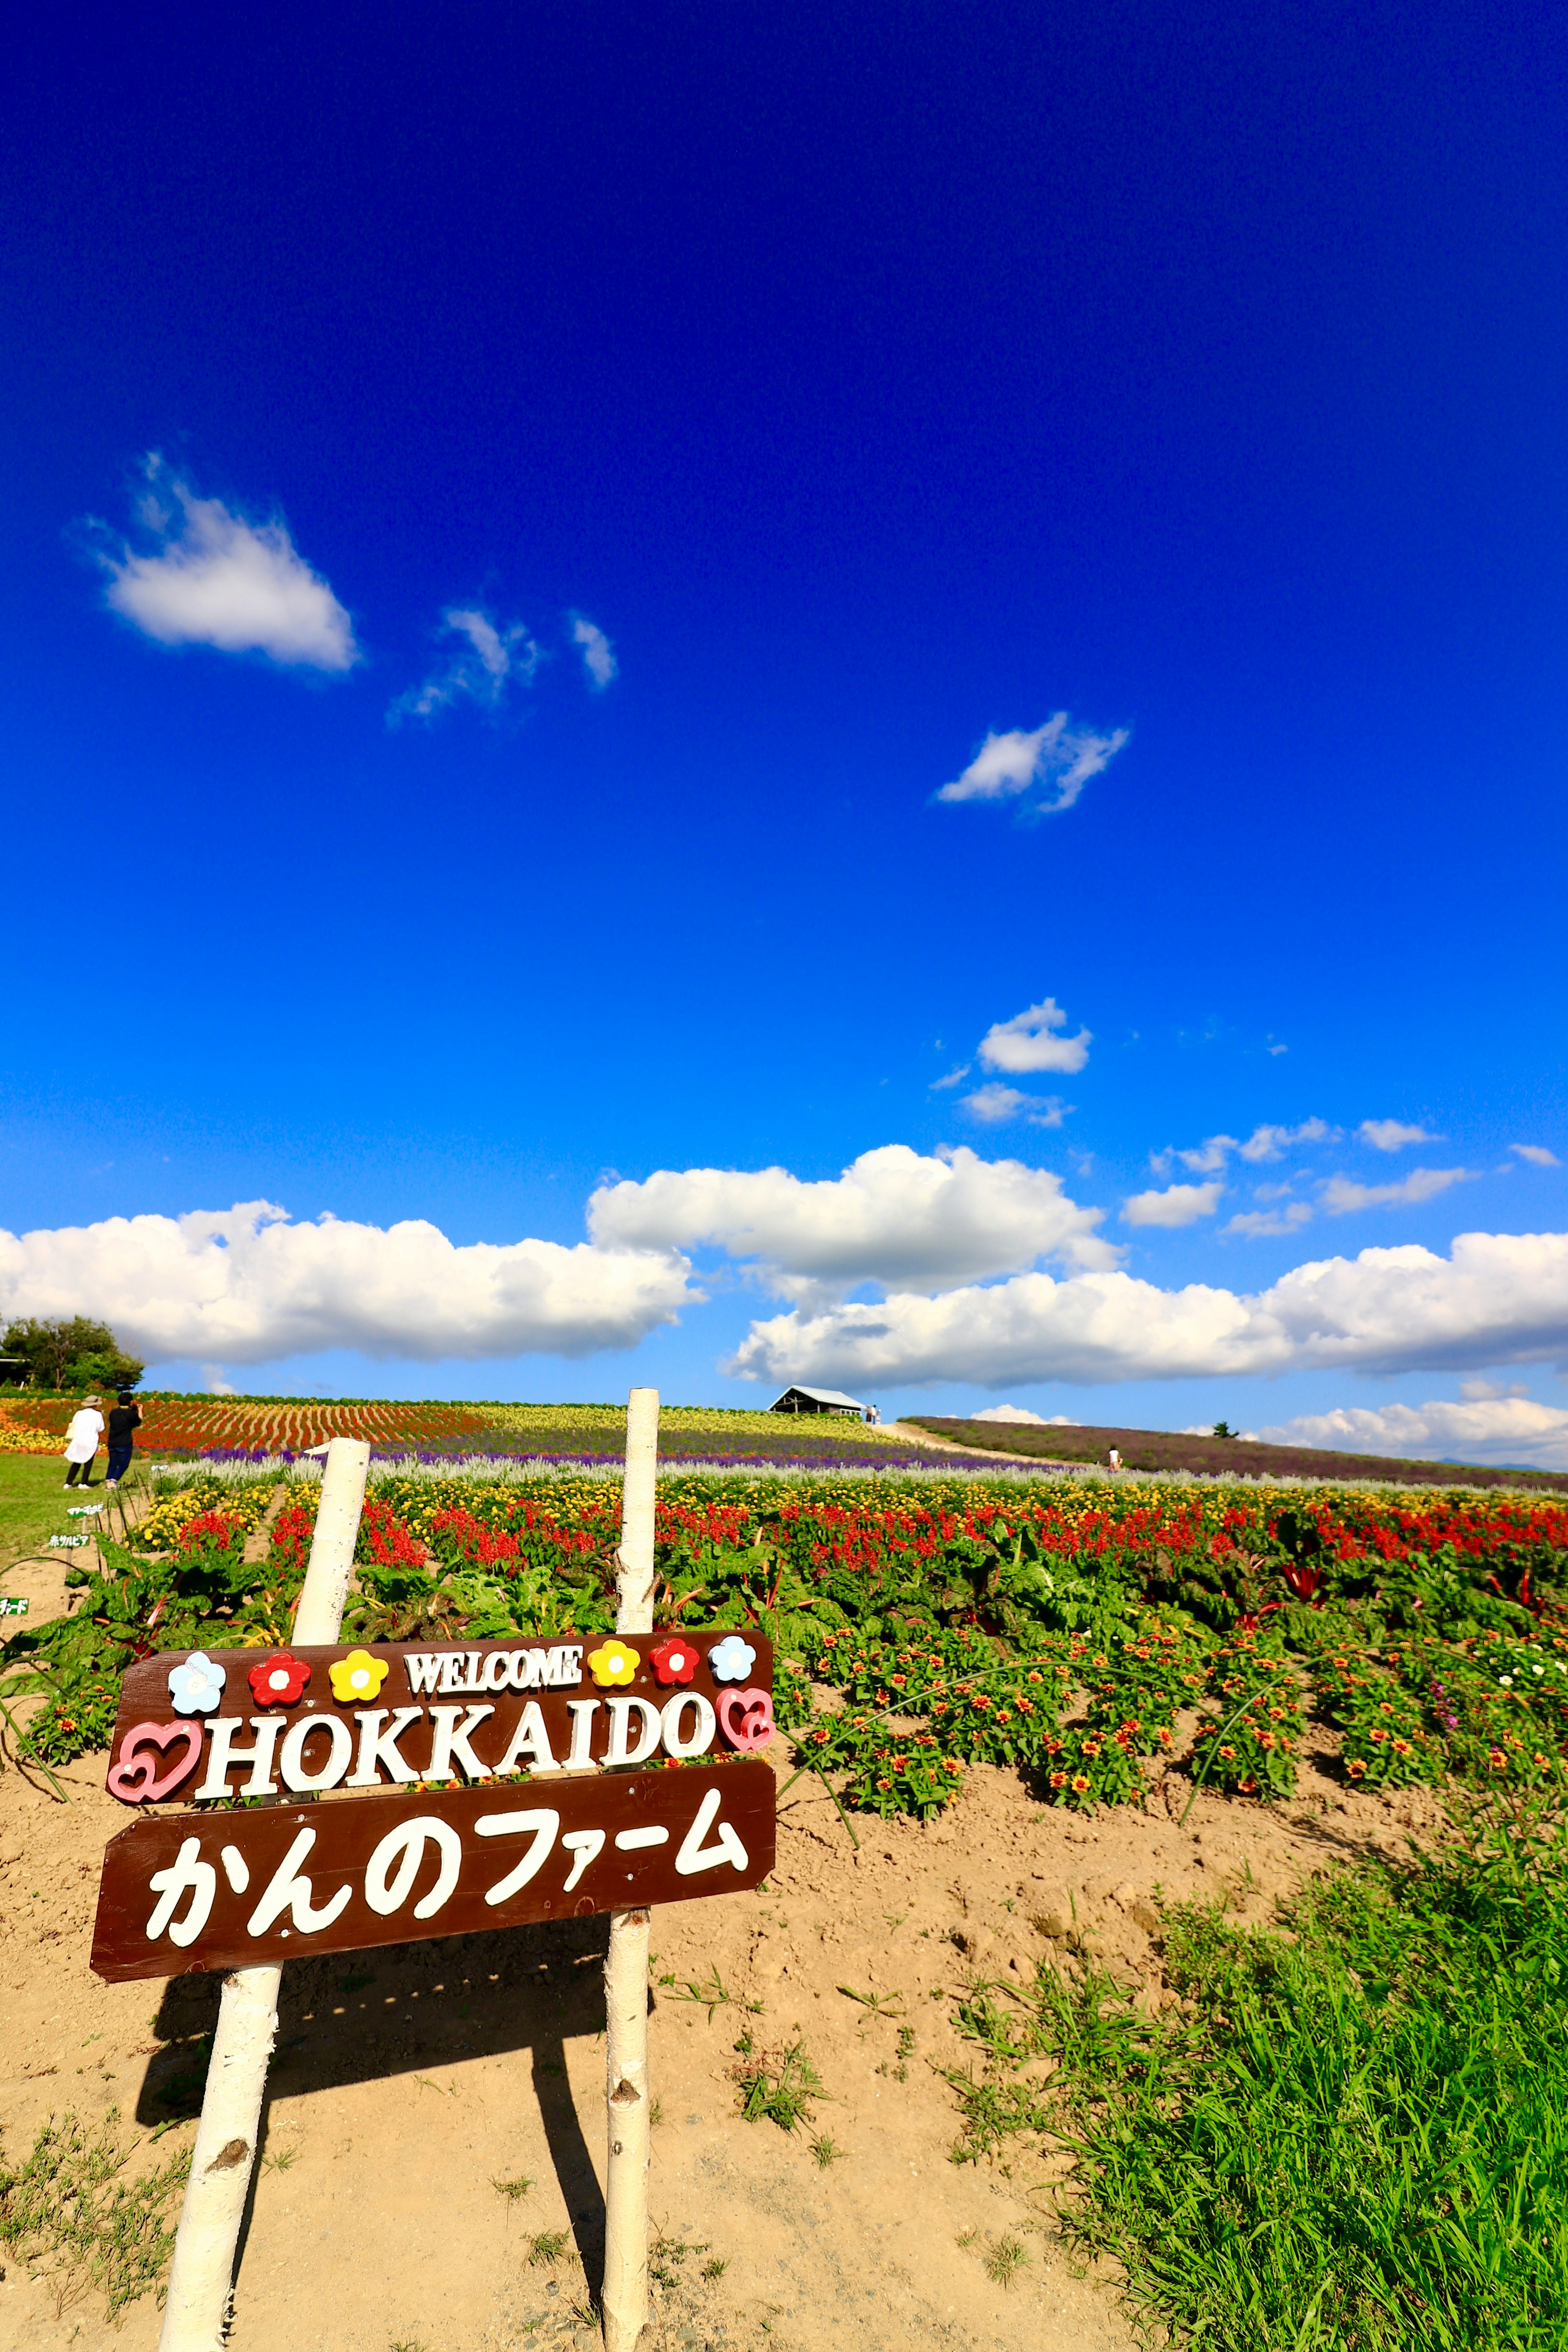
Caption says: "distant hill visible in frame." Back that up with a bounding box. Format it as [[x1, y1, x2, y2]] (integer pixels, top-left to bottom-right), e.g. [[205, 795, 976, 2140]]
[[906, 1416, 1568, 1493]]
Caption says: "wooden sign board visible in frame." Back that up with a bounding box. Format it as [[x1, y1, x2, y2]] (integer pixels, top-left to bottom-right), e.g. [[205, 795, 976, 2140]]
[[105, 1631, 775, 1804], [91, 1758, 776, 1981]]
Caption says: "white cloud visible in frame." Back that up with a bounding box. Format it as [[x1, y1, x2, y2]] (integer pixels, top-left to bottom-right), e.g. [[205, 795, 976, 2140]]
[[1223, 1202, 1313, 1238], [389, 607, 541, 724], [935, 713, 1130, 816], [1513, 1144, 1561, 1168], [978, 998, 1091, 1076], [1256, 1394, 1568, 1470], [929, 1064, 971, 1091], [1320, 1167, 1471, 1214], [91, 454, 356, 670], [570, 613, 617, 689], [973, 1404, 1078, 1425], [727, 1227, 1568, 1388], [960, 1085, 1069, 1128], [0, 1202, 691, 1365], [1122, 1181, 1224, 1229], [588, 1143, 1117, 1307], [1359, 1119, 1440, 1152]]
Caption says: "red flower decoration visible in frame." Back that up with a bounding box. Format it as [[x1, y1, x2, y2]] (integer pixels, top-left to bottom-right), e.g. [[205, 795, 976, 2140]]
[[248, 1651, 311, 1707], [649, 1635, 699, 1687]]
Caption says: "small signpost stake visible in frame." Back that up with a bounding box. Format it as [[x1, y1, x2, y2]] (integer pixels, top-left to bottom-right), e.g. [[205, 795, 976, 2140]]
[[158, 1437, 371, 2352], [601, 1386, 658, 2351]]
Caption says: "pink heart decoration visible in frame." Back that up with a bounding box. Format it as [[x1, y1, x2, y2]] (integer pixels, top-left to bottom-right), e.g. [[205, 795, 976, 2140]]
[[106, 1720, 205, 1805], [717, 1687, 775, 1752]]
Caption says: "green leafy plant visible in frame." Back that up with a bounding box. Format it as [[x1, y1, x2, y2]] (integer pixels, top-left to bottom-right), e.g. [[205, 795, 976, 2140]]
[[732, 2029, 826, 2132]]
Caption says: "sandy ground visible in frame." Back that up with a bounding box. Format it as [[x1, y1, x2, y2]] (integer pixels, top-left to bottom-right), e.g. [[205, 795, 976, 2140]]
[[0, 1677, 1453, 2352]]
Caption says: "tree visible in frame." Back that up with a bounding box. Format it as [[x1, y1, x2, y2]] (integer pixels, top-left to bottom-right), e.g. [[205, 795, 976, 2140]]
[[1212, 1419, 1235, 1439], [1, 1317, 144, 1392]]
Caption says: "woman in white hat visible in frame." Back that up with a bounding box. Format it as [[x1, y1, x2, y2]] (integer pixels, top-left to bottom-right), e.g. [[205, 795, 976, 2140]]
[[64, 1396, 104, 1488]]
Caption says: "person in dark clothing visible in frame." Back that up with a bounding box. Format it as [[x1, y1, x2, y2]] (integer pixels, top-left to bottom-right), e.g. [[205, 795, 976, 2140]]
[[105, 1392, 143, 1486]]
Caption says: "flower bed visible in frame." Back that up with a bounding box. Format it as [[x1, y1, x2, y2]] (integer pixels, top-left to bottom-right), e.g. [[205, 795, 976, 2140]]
[[7, 1468, 1568, 1821]]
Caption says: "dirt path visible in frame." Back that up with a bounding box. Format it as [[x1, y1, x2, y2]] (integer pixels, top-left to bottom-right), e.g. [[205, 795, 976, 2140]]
[[0, 1707, 1450, 2352]]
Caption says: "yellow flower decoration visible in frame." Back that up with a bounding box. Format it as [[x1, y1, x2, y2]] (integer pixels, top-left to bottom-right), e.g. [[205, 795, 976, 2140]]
[[586, 1638, 640, 1688], [328, 1647, 389, 1703]]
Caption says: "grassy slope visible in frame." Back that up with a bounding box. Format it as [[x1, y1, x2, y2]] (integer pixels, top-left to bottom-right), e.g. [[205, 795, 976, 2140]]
[[909, 1415, 1568, 1492], [952, 1820, 1568, 2348]]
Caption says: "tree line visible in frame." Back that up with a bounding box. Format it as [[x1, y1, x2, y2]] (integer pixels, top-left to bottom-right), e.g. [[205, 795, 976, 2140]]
[[0, 1316, 144, 1392]]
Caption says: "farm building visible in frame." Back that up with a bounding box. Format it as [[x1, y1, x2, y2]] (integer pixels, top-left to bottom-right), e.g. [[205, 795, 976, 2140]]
[[769, 1385, 868, 1419]]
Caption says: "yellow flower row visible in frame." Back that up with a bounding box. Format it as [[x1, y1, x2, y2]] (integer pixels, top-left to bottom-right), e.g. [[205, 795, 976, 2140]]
[[0, 1419, 58, 1454]]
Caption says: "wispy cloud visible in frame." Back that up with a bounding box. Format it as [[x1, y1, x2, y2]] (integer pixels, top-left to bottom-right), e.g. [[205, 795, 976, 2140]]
[[1223, 1202, 1313, 1238], [389, 607, 541, 725], [1238, 1118, 1336, 1163], [1319, 1167, 1472, 1214], [935, 713, 1129, 817], [1512, 1143, 1561, 1168], [87, 453, 357, 671], [1152, 1119, 1335, 1178], [978, 997, 1091, 1076], [960, 1084, 1071, 1129], [929, 1064, 971, 1091], [1359, 1119, 1440, 1152], [570, 612, 617, 689], [1122, 1180, 1224, 1229]]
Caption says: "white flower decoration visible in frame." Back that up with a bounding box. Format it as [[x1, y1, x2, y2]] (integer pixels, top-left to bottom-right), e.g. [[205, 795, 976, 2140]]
[[708, 1635, 757, 1684], [169, 1651, 227, 1715]]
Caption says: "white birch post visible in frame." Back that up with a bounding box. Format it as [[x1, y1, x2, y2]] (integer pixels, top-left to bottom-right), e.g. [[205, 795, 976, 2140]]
[[601, 1386, 658, 2352], [158, 1436, 372, 2352]]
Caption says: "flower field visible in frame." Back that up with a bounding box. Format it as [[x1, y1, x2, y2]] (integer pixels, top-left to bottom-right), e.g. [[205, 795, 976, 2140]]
[[10, 1463, 1568, 1829], [0, 1395, 935, 1468]]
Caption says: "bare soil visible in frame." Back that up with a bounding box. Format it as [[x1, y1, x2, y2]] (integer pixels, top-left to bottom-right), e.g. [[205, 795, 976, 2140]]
[[0, 1707, 1451, 2352]]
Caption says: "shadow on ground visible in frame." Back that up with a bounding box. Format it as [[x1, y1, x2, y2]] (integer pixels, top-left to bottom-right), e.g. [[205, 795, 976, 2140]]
[[138, 1914, 624, 2287]]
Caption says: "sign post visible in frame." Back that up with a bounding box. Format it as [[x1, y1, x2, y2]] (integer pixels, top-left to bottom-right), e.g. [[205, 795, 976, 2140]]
[[602, 1387, 658, 2352], [157, 1435, 370, 2352], [87, 1393, 774, 2348]]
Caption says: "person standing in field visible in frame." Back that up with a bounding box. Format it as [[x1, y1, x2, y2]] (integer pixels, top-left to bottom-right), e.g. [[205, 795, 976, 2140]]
[[105, 1390, 142, 1486], [64, 1396, 104, 1487]]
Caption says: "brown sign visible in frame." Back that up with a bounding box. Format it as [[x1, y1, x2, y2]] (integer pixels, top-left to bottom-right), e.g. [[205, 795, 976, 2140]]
[[105, 1630, 774, 1804], [91, 1758, 776, 1982]]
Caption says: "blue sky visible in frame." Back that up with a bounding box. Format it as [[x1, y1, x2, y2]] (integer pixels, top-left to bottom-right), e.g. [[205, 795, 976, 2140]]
[[3, 2, 1567, 1463]]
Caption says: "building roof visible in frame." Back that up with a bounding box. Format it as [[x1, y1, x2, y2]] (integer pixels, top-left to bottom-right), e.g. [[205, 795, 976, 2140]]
[[769, 1385, 866, 1412]]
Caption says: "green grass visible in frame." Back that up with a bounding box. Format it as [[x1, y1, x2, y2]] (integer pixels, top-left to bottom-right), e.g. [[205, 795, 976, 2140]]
[[0, 2108, 190, 2318], [948, 1801, 1568, 2348], [0, 1456, 82, 1578]]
